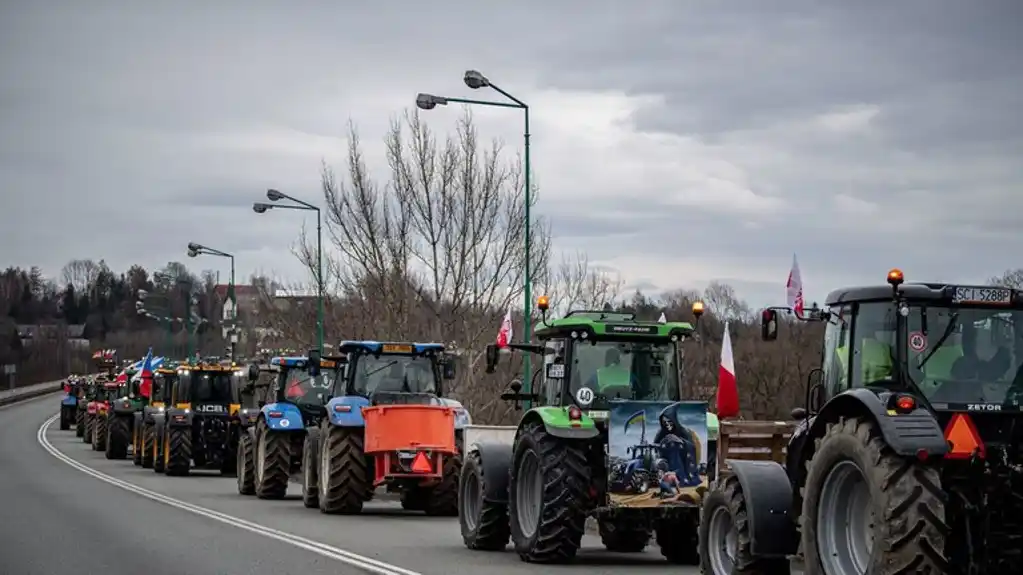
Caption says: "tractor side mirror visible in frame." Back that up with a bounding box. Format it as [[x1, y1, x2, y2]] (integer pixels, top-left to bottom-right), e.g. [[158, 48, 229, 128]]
[[484, 344, 500, 374], [790, 407, 808, 421], [247, 364, 260, 381], [307, 348, 321, 377], [761, 309, 779, 341], [441, 356, 456, 380], [509, 379, 522, 394]]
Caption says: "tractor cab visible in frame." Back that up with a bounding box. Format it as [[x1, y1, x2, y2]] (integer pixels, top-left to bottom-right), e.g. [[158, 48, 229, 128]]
[[264, 354, 344, 421], [173, 361, 245, 417], [151, 362, 179, 409], [334, 341, 457, 406], [485, 302, 704, 417]]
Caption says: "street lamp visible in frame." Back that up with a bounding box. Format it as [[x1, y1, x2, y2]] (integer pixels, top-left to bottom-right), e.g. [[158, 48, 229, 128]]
[[252, 188, 324, 353], [417, 70, 534, 401], [187, 242, 238, 359]]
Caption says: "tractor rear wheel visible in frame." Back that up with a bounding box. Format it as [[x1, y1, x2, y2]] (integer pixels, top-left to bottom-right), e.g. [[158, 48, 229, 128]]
[[92, 414, 107, 452], [656, 511, 700, 564], [509, 421, 590, 563], [301, 428, 320, 508], [75, 409, 85, 437], [318, 426, 370, 514], [59, 406, 71, 430], [424, 449, 461, 516], [152, 428, 165, 473], [254, 422, 291, 499], [165, 427, 192, 476], [698, 475, 789, 574], [458, 449, 511, 551], [83, 414, 92, 443], [106, 415, 130, 460], [132, 424, 142, 466], [237, 429, 256, 495], [802, 416, 950, 575], [599, 517, 651, 553]]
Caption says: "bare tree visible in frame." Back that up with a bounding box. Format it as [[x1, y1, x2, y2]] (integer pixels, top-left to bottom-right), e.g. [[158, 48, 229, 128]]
[[990, 268, 1023, 289], [60, 259, 100, 293], [541, 251, 625, 314]]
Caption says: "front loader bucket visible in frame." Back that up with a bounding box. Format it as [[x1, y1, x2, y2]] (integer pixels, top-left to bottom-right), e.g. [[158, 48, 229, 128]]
[[363, 405, 457, 485]]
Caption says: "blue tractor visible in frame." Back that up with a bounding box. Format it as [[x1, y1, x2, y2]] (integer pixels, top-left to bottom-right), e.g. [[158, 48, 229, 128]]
[[240, 350, 341, 505], [59, 375, 83, 431], [315, 341, 468, 516]]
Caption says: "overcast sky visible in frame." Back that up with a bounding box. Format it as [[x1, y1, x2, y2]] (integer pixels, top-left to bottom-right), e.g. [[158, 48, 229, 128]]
[[1, 1, 1021, 310]]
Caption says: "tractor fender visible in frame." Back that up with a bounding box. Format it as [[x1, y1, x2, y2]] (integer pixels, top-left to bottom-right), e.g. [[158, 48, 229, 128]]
[[808, 388, 948, 458], [112, 400, 136, 416], [164, 407, 193, 428], [133, 411, 143, 430], [261, 402, 304, 431], [527, 406, 599, 440], [724, 459, 798, 558], [61, 395, 77, 407], [324, 396, 369, 427], [237, 408, 259, 428], [474, 442, 513, 504], [143, 405, 165, 424]]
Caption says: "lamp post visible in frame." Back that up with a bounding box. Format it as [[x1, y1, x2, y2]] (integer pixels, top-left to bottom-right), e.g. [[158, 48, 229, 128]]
[[187, 242, 237, 360], [253, 188, 324, 352], [416, 70, 534, 398]]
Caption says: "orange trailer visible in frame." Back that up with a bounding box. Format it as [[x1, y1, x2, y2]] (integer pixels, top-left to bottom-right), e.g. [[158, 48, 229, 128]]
[[363, 404, 458, 486]]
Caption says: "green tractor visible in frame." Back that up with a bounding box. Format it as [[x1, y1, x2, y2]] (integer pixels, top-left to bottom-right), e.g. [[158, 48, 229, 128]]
[[105, 362, 159, 461], [458, 298, 709, 564], [135, 364, 178, 469]]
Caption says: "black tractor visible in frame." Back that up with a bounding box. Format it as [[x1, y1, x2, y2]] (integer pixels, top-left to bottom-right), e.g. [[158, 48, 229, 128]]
[[153, 361, 247, 477], [698, 269, 1023, 574]]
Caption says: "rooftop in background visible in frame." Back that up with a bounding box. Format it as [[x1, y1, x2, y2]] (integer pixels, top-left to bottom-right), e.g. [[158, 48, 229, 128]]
[[213, 284, 260, 299], [274, 289, 317, 298]]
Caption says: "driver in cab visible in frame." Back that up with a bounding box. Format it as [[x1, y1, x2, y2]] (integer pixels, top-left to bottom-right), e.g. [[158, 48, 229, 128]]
[[836, 315, 894, 385], [586, 348, 637, 392]]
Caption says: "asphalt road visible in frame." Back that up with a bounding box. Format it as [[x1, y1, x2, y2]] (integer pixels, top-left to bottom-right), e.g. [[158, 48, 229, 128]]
[[3, 394, 703, 575]]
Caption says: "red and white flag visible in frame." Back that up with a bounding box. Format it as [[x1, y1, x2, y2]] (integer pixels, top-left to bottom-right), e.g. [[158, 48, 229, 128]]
[[496, 307, 513, 348], [786, 253, 804, 318], [716, 322, 740, 418]]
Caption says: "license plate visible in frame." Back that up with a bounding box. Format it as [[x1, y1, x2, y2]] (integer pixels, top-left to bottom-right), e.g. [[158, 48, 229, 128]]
[[953, 286, 1012, 305], [587, 410, 609, 420]]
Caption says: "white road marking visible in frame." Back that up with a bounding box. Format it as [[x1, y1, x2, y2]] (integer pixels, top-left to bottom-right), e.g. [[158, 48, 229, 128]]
[[38, 415, 422, 575]]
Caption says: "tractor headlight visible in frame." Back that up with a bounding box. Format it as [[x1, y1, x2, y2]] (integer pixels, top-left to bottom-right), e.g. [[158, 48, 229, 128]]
[[454, 408, 472, 427]]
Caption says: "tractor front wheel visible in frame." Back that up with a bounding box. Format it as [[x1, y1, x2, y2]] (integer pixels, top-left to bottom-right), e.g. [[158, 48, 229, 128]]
[[698, 475, 789, 574], [83, 414, 93, 444], [59, 406, 72, 430], [301, 428, 320, 508], [655, 511, 700, 564], [237, 429, 256, 495], [165, 427, 192, 476], [424, 449, 461, 516], [318, 426, 370, 514], [254, 422, 291, 499], [458, 449, 510, 551], [132, 424, 143, 466], [802, 416, 950, 575], [92, 414, 107, 452], [509, 421, 590, 563], [75, 409, 85, 437], [106, 415, 130, 460]]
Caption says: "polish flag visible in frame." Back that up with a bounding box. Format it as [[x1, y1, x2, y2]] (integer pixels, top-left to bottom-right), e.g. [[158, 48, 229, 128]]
[[138, 348, 154, 399], [716, 322, 740, 418], [496, 307, 513, 348], [786, 254, 804, 318]]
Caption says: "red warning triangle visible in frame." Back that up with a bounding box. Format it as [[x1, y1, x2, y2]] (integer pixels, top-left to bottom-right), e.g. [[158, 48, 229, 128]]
[[944, 413, 985, 460], [410, 452, 432, 473]]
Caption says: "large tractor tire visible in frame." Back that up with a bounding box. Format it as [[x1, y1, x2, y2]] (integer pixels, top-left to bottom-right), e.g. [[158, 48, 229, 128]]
[[599, 517, 651, 553], [655, 511, 700, 564], [424, 449, 462, 516], [802, 416, 950, 575], [318, 426, 371, 515], [254, 422, 291, 499], [75, 409, 85, 437], [164, 427, 192, 476], [59, 406, 72, 430], [92, 413, 108, 452], [508, 421, 590, 563], [132, 424, 143, 466], [698, 475, 789, 574], [301, 428, 320, 508], [83, 414, 93, 443], [237, 429, 256, 496], [152, 428, 165, 473], [458, 448, 511, 551], [106, 415, 130, 460]]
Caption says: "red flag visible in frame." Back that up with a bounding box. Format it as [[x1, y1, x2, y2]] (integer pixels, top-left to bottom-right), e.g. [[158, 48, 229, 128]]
[[717, 322, 740, 418], [786, 254, 804, 318], [138, 348, 154, 399], [496, 307, 513, 348]]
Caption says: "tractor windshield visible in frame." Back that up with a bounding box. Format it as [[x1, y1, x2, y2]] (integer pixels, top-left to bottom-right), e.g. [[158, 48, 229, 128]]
[[570, 340, 679, 402], [351, 354, 437, 396], [281, 367, 337, 407], [190, 372, 236, 403], [908, 306, 1023, 407]]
